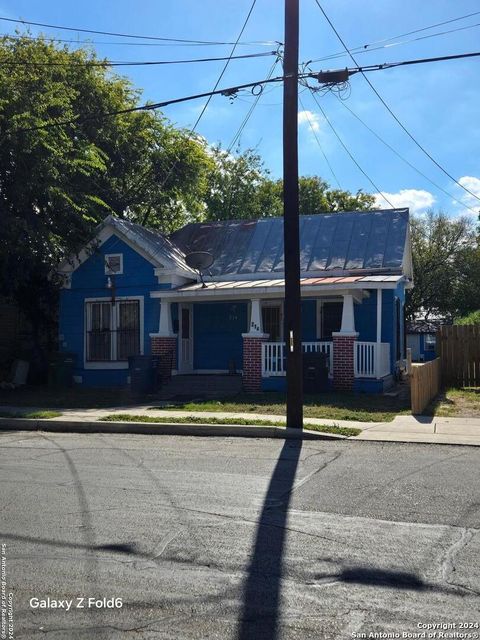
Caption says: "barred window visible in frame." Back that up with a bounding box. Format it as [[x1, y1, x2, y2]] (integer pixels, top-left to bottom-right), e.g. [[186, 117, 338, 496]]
[[86, 300, 140, 361]]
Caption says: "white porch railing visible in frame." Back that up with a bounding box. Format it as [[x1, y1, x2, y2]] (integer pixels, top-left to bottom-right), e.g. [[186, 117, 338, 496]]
[[262, 340, 391, 378], [354, 341, 390, 378], [262, 341, 333, 377]]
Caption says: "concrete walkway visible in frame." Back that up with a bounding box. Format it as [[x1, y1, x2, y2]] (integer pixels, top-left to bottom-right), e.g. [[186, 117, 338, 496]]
[[1, 404, 480, 445]]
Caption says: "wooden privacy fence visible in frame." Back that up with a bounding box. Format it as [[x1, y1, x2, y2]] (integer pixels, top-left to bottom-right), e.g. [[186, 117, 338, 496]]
[[437, 325, 480, 387], [409, 355, 441, 415]]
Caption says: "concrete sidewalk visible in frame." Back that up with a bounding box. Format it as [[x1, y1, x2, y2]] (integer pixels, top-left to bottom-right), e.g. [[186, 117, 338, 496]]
[[1, 405, 480, 445], [357, 414, 480, 446]]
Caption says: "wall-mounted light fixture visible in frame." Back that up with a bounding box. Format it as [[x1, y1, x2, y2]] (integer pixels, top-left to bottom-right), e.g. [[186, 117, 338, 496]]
[[106, 275, 116, 306]]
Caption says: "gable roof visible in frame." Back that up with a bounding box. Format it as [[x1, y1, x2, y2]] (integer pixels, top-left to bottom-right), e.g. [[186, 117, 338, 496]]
[[170, 208, 411, 278], [59, 214, 196, 276], [104, 216, 194, 274]]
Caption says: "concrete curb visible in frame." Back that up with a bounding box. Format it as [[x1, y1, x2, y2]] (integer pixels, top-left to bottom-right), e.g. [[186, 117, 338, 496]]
[[0, 417, 347, 440]]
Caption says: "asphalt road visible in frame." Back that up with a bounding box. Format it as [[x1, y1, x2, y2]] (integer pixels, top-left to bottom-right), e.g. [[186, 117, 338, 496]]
[[1, 431, 479, 640]]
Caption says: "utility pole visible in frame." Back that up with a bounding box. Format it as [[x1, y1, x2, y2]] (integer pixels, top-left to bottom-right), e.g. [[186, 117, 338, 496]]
[[283, 0, 303, 429]]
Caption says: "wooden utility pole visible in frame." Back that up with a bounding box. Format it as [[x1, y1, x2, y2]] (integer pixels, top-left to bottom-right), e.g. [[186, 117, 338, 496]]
[[283, 0, 303, 429]]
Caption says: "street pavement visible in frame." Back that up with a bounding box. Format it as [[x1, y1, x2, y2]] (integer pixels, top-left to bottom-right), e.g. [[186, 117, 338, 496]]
[[1, 431, 479, 639]]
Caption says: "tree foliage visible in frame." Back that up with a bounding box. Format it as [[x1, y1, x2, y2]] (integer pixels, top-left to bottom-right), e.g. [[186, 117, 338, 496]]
[[0, 35, 213, 330], [204, 147, 375, 221], [455, 310, 480, 325], [406, 211, 479, 321]]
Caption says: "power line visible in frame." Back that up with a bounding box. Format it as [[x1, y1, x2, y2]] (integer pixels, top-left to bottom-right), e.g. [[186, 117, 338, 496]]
[[0, 15, 277, 46], [7, 75, 289, 135], [332, 93, 479, 215], [308, 89, 395, 207], [8, 42, 480, 135], [1, 32, 279, 48], [0, 50, 276, 67], [313, 0, 480, 206], [348, 50, 480, 75], [227, 55, 280, 152], [311, 21, 480, 64], [310, 10, 480, 63], [138, 0, 259, 225], [298, 94, 341, 188]]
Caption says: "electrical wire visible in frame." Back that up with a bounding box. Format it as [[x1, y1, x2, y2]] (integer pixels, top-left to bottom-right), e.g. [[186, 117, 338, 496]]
[[348, 50, 480, 75], [310, 10, 480, 64], [128, 0, 260, 225], [332, 93, 479, 215], [7, 74, 290, 135], [227, 55, 280, 152], [308, 88, 395, 208], [313, 0, 480, 206], [0, 15, 277, 46], [1, 32, 280, 48], [0, 50, 276, 67], [298, 94, 341, 189], [310, 22, 480, 64]]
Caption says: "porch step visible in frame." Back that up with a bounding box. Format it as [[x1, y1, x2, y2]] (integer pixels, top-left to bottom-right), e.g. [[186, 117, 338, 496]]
[[158, 374, 243, 400]]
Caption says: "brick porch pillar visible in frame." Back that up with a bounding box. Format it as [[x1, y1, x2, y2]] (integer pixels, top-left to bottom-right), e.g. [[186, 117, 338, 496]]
[[150, 299, 177, 383], [332, 333, 357, 391], [151, 336, 177, 368], [332, 292, 358, 391], [242, 334, 268, 392], [242, 298, 268, 392]]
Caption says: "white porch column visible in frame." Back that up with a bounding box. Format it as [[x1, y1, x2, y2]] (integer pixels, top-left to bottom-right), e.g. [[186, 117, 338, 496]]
[[247, 298, 266, 336], [376, 289, 382, 379], [339, 293, 356, 335], [242, 298, 268, 392], [156, 299, 176, 337], [332, 293, 358, 390], [150, 299, 177, 378]]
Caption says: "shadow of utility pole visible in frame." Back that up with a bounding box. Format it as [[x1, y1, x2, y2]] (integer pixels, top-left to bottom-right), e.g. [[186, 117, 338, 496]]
[[237, 437, 303, 640]]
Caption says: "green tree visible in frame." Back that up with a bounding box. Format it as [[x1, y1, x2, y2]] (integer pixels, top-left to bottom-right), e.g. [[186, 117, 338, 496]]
[[204, 148, 374, 221], [0, 34, 212, 338], [406, 211, 478, 321], [204, 147, 281, 221], [455, 310, 480, 325]]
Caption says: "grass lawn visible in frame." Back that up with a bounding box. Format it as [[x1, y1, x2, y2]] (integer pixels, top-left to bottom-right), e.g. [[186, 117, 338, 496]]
[[0, 386, 410, 422], [151, 391, 410, 423], [425, 387, 480, 417], [0, 410, 62, 419], [100, 414, 361, 437]]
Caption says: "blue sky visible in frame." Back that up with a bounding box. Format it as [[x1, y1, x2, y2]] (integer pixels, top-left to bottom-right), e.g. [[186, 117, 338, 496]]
[[3, 0, 480, 216]]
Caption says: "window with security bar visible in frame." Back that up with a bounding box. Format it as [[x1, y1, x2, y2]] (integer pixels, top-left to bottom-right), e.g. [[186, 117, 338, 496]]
[[262, 304, 282, 342], [86, 300, 140, 361]]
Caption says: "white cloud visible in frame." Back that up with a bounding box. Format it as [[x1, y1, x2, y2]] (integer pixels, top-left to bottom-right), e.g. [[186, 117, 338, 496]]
[[455, 176, 480, 215], [373, 189, 435, 214], [298, 109, 321, 133]]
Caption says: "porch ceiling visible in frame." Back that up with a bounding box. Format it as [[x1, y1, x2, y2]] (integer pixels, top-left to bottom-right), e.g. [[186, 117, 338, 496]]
[[151, 275, 405, 300]]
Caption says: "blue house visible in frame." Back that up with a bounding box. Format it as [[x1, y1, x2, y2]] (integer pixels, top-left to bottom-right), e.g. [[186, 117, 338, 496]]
[[406, 320, 439, 362], [58, 208, 413, 393]]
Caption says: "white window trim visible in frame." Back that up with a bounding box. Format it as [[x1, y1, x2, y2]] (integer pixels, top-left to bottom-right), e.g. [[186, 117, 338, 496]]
[[105, 253, 123, 275], [84, 296, 144, 370]]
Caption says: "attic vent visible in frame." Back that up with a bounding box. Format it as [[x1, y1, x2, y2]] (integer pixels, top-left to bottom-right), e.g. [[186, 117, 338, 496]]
[[105, 254, 123, 275]]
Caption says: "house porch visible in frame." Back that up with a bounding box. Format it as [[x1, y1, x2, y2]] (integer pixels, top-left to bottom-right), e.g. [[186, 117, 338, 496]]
[[150, 275, 406, 394]]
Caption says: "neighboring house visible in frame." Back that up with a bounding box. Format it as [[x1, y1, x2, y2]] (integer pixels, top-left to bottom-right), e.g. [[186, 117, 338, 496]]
[[58, 208, 413, 392], [406, 319, 440, 362]]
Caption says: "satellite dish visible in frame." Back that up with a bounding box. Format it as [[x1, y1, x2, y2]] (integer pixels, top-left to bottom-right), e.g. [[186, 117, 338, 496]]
[[185, 251, 214, 288]]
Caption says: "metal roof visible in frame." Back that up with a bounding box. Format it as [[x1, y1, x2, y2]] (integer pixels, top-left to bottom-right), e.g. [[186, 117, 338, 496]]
[[170, 208, 410, 277], [104, 216, 195, 275], [149, 275, 405, 299], [177, 275, 403, 292]]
